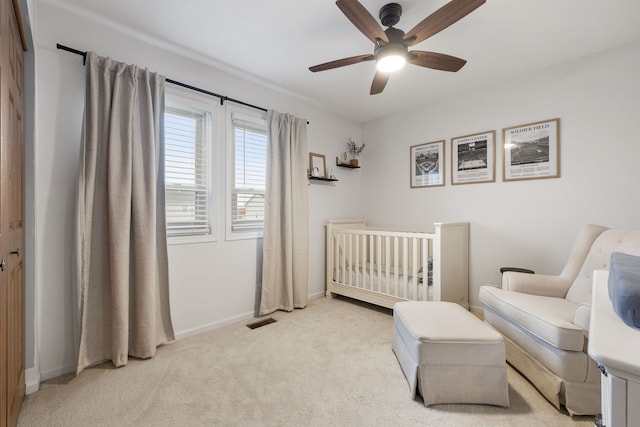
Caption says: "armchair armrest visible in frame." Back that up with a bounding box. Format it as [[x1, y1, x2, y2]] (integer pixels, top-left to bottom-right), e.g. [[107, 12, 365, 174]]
[[500, 267, 535, 274], [502, 271, 572, 298], [573, 303, 591, 333]]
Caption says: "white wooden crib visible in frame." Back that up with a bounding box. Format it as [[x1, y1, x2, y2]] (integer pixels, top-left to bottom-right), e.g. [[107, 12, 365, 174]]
[[325, 220, 469, 309]]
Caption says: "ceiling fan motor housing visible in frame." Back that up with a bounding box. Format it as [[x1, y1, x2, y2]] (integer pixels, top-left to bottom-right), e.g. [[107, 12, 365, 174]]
[[379, 3, 402, 27], [374, 27, 408, 57]]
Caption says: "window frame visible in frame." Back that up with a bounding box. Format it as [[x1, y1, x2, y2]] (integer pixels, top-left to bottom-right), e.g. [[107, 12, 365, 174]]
[[164, 85, 221, 245], [225, 104, 268, 241]]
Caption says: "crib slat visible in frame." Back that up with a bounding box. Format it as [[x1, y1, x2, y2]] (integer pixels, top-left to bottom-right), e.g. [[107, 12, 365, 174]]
[[416, 237, 419, 300], [368, 234, 374, 291], [402, 237, 409, 298], [422, 238, 428, 301], [393, 236, 399, 297], [352, 233, 357, 287], [342, 233, 348, 286], [336, 232, 340, 284], [376, 235, 382, 293], [362, 234, 367, 289]]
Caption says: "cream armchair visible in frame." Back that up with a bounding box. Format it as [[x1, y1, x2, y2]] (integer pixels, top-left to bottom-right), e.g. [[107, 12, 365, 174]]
[[480, 224, 640, 416]]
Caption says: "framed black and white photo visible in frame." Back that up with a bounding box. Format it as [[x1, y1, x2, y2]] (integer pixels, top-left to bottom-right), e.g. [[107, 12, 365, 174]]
[[451, 130, 495, 185], [410, 140, 444, 188], [503, 118, 560, 181]]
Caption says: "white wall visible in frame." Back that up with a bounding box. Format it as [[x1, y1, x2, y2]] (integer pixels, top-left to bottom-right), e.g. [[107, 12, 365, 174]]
[[31, 0, 640, 382], [361, 40, 640, 311], [31, 1, 363, 380]]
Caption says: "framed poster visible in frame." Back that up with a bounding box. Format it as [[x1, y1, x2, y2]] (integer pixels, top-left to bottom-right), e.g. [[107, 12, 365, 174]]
[[503, 118, 560, 181], [451, 130, 495, 185], [410, 140, 445, 188]]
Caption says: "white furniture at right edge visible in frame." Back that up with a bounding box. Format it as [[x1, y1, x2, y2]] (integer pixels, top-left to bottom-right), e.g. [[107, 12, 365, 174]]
[[588, 270, 640, 427]]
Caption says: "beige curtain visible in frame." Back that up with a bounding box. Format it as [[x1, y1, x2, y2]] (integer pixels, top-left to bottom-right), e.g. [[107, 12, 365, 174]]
[[260, 111, 309, 315], [75, 52, 174, 374]]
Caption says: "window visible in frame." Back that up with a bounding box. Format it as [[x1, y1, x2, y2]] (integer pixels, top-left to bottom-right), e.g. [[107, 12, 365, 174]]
[[164, 90, 215, 240], [228, 110, 268, 237]]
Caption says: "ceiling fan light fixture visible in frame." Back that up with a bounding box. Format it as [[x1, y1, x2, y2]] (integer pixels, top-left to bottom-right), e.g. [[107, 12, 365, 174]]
[[376, 47, 407, 73]]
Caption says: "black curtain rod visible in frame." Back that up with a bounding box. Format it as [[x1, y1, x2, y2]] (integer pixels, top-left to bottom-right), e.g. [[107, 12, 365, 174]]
[[56, 43, 274, 115]]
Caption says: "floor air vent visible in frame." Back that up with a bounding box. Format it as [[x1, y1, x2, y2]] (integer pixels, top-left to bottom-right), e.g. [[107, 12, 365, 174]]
[[246, 317, 277, 329]]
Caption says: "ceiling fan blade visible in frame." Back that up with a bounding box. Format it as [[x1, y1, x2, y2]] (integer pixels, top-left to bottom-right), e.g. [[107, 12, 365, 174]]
[[336, 0, 389, 44], [404, 0, 485, 46], [408, 51, 467, 72], [370, 71, 390, 95], [309, 54, 374, 72]]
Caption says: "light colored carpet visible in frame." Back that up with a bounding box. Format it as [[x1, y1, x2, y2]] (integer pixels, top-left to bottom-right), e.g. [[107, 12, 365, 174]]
[[19, 296, 594, 426]]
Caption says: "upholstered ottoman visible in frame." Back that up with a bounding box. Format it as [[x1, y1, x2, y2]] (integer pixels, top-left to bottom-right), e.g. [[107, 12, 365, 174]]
[[392, 301, 509, 407]]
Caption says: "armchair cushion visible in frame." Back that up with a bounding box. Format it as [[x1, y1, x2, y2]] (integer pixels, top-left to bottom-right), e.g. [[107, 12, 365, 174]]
[[479, 286, 584, 351], [502, 272, 572, 298]]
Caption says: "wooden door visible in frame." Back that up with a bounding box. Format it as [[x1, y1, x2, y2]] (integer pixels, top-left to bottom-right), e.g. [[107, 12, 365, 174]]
[[1, 0, 25, 425]]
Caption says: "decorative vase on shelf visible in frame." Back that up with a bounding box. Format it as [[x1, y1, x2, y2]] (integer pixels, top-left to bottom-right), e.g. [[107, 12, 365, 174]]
[[346, 139, 365, 168]]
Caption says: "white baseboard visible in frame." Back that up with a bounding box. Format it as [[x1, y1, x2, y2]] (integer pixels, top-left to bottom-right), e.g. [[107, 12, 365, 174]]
[[308, 291, 326, 300], [175, 293, 327, 340], [39, 363, 76, 383], [25, 367, 41, 395], [174, 310, 255, 340]]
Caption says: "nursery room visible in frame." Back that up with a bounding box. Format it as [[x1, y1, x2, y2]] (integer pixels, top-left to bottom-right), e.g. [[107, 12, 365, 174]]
[[3, 0, 640, 425]]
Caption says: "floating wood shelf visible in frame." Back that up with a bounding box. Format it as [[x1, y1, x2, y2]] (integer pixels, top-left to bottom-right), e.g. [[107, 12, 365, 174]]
[[308, 175, 338, 182], [336, 157, 361, 168]]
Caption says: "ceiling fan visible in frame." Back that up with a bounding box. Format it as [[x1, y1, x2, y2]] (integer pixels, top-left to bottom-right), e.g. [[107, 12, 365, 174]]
[[309, 0, 486, 95]]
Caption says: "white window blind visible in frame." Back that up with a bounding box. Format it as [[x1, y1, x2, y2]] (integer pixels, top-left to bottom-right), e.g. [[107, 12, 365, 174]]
[[164, 103, 211, 237], [231, 113, 267, 233]]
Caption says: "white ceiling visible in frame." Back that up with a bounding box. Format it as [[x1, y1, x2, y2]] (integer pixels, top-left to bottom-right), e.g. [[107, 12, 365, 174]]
[[49, 0, 640, 123]]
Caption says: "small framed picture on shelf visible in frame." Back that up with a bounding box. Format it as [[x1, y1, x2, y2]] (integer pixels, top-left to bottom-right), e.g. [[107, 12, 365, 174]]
[[503, 118, 560, 181], [451, 130, 495, 185], [309, 152, 327, 178], [410, 140, 445, 188]]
